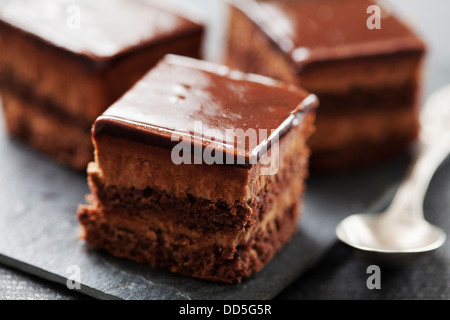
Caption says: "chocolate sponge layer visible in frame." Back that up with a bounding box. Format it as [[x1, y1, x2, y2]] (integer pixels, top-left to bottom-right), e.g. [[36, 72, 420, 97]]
[[78, 201, 300, 284]]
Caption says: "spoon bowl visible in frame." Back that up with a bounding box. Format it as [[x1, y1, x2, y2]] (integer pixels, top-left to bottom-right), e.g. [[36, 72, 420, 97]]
[[336, 213, 446, 264], [336, 85, 450, 262]]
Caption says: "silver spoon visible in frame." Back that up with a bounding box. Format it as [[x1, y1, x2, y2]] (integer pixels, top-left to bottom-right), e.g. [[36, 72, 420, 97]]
[[336, 85, 450, 263]]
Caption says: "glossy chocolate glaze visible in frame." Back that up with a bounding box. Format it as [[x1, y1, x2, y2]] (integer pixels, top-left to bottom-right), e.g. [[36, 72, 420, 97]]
[[228, 0, 425, 70], [0, 0, 203, 60], [94, 55, 318, 166]]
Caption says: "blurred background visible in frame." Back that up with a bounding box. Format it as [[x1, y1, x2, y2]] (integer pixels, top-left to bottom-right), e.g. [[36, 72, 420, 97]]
[[184, 0, 450, 99], [0, 0, 449, 300]]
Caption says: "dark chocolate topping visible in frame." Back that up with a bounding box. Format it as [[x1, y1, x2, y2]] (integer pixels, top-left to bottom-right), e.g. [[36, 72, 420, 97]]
[[0, 0, 203, 60], [228, 0, 425, 70], [94, 55, 318, 166]]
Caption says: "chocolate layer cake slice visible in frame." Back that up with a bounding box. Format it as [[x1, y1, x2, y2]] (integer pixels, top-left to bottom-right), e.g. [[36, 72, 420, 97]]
[[77, 54, 318, 283], [225, 0, 426, 172], [0, 0, 204, 170]]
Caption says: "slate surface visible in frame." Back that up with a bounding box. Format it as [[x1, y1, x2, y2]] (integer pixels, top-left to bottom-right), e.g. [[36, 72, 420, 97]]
[[277, 160, 450, 300], [1, 0, 450, 300], [0, 264, 88, 300]]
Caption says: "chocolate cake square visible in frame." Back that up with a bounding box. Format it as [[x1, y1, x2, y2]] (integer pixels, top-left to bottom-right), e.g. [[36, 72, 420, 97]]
[[225, 0, 426, 171], [77, 54, 317, 283], [0, 0, 204, 170]]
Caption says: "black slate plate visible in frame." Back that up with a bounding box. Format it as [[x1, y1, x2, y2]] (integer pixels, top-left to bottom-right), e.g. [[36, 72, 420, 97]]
[[0, 104, 413, 299]]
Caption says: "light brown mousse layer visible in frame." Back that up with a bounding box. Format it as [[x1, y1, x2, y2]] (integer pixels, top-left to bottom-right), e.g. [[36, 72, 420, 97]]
[[92, 113, 314, 205], [309, 107, 418, 170], [1, 89, 93, 170]]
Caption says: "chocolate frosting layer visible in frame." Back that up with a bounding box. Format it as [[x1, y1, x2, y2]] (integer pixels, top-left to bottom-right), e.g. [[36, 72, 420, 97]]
[[228, 0, 425, 70], [0, 0, 203, 60], [94, 54, 318, 166]]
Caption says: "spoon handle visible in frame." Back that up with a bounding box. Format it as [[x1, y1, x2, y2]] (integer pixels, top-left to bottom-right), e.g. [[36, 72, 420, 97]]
[[386, 137, 450, 222]]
